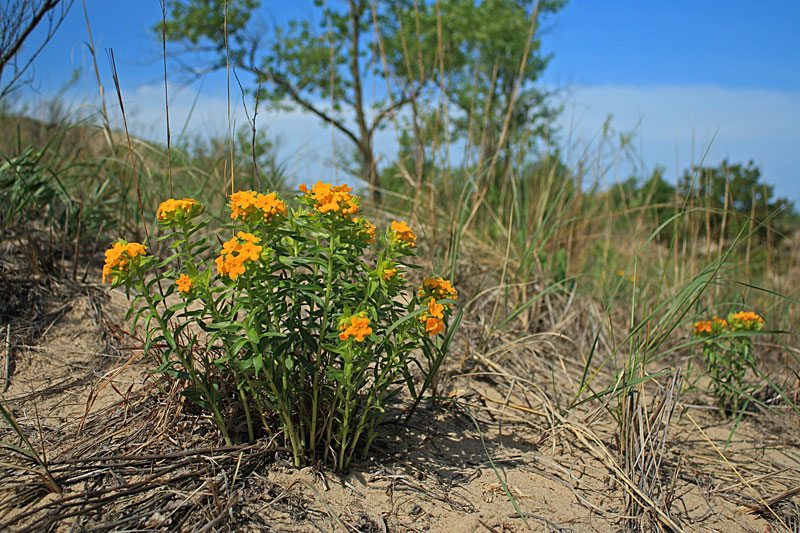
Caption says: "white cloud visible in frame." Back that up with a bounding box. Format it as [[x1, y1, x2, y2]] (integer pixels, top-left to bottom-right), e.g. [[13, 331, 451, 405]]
[[99, 82, 800, 203]]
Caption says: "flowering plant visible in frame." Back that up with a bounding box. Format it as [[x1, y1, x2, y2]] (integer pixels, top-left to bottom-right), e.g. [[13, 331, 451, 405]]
[[103, 182, 459, 470], [692, 311, 765, 412]]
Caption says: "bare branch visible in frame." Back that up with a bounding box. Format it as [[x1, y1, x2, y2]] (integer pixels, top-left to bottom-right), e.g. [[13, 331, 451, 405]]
[[0, 0, 74, 101]]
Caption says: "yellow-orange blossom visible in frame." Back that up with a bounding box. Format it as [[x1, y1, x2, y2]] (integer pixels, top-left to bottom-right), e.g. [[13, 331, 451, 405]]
[[102, 242, 147, 283], [339, 316, 372, 342]]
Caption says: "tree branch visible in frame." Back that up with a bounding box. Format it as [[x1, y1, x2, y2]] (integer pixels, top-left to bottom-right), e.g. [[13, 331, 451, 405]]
[[0, 0, 73, 101], [0, 0, 62, 73], [242, 63, 361, 148], [368, 84, 420, 136]]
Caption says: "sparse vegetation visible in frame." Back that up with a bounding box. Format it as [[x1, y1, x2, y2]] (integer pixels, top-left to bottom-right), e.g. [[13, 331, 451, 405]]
[[0, 1, 798, 531]]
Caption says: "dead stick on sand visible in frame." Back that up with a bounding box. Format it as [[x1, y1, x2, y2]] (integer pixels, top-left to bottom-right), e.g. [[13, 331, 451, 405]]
[[2, 324, 10, 392], [738, 484, 800, 515]]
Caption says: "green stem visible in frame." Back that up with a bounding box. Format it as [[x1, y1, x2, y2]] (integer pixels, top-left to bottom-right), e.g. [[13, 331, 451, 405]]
[[141, 284, 232, 445], [239, 386, 255, 442], [310, 237, 336, 455]]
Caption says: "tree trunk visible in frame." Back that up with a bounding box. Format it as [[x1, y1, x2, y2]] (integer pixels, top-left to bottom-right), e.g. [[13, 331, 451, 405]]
[[359, 136, 380, 205], [347, 0, 380, 205]]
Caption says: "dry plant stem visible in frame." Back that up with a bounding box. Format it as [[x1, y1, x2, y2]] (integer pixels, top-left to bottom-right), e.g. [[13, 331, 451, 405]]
[[738, 484, 800, 515], [2, 324, 9, 392], [195, 490, 239, 533], [685, 412, 789, 529], [106, 49, 149, 243], [224, 0, 234, 195], [0, 390, 61, 495], [555, 408, 683, 532], [159, 0, 173, 197]]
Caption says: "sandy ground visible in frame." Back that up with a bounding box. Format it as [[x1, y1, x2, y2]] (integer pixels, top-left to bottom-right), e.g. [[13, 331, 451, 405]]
[[0, 251, 798, 532]]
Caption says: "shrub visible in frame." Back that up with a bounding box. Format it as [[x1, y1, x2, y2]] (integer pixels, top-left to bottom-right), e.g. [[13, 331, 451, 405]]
[[103, 181, 459, 471]]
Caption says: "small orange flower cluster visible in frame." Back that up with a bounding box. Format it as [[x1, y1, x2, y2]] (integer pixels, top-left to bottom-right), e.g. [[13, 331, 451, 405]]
[[693, 316, 728, 336], [693, 311, 764, 337], [102, 241, 147, 283], [157, 198, 202, 224], [339, 314, 372, 342], [215, 232, 263, 280], [382, 268, 397, 281], [176, 274, 194, 296], [230, 190, 287, 223], [390, 221, 416, 247], [419, 277, 458, 303], [730, 311, 764, 328], [693, 320, 712, 336], [415, 277, 457, 336], [299, 181, 359, 216], [419, 297, 446, 336], [361, 218, 377, 243]]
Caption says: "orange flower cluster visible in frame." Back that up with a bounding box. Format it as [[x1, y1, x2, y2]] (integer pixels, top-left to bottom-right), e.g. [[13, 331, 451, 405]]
[[693, 320, 712, 336], [339, 314, 372, 342], [176, 274, 194, 296], [102, 241, 147, 283], [230, 190, 287, 223], [390, 221, 416, 247], [419, 277, 458, 303], [382, 268, 397, 281], [157, 198, 201, 224], [731, 311, 763, 325], [299, 181, 359, 216], [215, 232, 263, 280], [361, 218, 376, 243], [693, 310, 765, 337], [419, 297, 446, 336], [693, 315, 728, 336]]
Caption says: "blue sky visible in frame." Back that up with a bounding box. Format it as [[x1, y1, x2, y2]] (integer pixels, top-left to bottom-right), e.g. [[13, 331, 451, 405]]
[[8, 0, 800, 201]]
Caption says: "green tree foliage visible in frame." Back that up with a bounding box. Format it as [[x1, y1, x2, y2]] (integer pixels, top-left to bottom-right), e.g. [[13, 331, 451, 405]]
[[612, 161, 797, 244], [679, 159, 795, 241], [385, 0, 564, 161], [162, 0, 420, 201]]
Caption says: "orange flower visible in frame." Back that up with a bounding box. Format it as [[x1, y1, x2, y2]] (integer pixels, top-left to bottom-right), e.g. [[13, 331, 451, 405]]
[[216, 233, 263, 280], [176, 274, 194, 296], [339, 315, 372, 342], [102, 241, 147, 283], [230, 190, 287, 223], [731, 311, 763, 324], [424, 316, 445, 336], [300, 181, 360, 216], [427, 297, 444, 319], [390, 220, 416, 247], [382, 268, 397, 281]]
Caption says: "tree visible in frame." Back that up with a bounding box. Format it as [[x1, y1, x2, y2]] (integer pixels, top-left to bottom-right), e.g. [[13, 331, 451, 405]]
[[0, 0, 74, 102], [163, 0, 418, 202], [384, 0, 564, 165], [161, 0, 565, 202], [679, 159, 796, 242]]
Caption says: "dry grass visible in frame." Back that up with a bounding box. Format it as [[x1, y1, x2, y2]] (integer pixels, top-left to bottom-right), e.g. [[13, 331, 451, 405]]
[[0, 230, 797, 531]]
